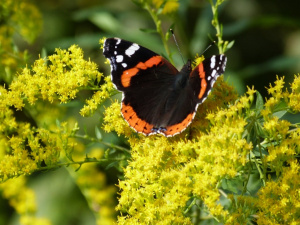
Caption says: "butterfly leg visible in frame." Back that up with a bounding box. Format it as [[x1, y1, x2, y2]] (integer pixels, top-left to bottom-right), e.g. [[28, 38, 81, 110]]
[[151, 127, 168, 136], [158, 127, 167, 132], [151, 127, 159, 133]]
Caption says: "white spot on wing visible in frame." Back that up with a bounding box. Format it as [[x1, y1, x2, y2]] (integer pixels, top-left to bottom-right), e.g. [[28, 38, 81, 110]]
[[211, 80, 216, 87], [116, 38, 121, 45], [103, 39, 108, 53], [116, 55, 123, 63], [125, 44, 140, 57], [122, 63, 127, 68], [222, 57, 227, 70], [210, 55, 216, 68], [211, 70, 217, 78]]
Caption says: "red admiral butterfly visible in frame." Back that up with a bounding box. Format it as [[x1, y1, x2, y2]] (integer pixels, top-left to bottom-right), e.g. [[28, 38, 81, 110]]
[[103, 38, 227, 137]]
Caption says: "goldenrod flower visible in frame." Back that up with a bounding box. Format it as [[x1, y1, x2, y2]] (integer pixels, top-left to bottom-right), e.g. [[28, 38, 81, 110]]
[[152, 0, 179, 14], [0, 176, 51, 225], [256, 160, 300, 224], [101, 71, 300, 224]]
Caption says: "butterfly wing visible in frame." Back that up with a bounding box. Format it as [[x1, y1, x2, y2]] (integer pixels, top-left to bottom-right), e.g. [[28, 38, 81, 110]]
[[161, 55, 227, 136], [103, 38, 179, 135], [190, 55, 227, 103]]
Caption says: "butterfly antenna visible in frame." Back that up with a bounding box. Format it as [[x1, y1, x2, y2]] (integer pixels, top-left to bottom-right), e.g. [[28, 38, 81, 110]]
[[170, 29, 185, 64], [200, 41, 216, 55]]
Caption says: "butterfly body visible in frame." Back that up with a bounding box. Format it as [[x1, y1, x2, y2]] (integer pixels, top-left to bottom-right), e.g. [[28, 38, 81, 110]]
[[103, 38, 227, 137]]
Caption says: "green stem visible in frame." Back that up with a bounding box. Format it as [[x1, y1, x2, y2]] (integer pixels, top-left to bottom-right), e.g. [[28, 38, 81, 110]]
[[249, 150, 266, 187], [72, 134, 131, 154], [208, 0, 226, 54], [258, 141, 266, 186], [184, 197, 197, 214], [144, 3, 174, 64], [0, 157, 125, 183], [37, 157, 124, 172]]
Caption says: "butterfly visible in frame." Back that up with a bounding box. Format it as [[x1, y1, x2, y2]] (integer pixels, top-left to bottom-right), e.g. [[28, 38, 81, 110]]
[[103, 38, 227, 137]]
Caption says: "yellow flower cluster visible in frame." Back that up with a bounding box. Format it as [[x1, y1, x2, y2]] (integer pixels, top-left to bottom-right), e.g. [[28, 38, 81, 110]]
[[0, 37, 117, 223], [261, 75, 300, 174], [0, 176, 52, 225], [152, 0, 179, 14], [8, 45, 102, 107], [289, 74, 300, 111], [262, 75, 300, 117], [0, 44, 104, 181], [133, 0, 179, 15], [0, 118, 70, 181], [257, 160, 300, 224], [102, 73, 300, 224], [0, 0, 42, 80], [80, 76, 115, 116], [103, 100, 134, 137], [85, 38, 116, 113], [2, 0, 43, 43], [1, 64, 86, 180]]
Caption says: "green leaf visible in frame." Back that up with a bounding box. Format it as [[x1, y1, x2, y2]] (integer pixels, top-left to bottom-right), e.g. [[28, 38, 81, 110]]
[[273, 100, 288, 112], [89, 12, 120, 33], [95, 126, 102, 140], [272, 100, 288, 119], [254, 122, 266, 138], [75, 163, 82, 172], [105, 161, 119, 170], [56, 119, 61, 127], [139, 28, 158, 34], [157, 0, 168, 15], [41, 48, 47, 59], [226, 40, 235, 51], [220, 178, 242, 194], [273, 110, 287, 119], [255, 91, 264, 112]]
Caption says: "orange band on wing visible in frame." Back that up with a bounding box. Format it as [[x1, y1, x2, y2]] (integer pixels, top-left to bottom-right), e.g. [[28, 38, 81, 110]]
[[198, 63, 207, 99], [121, 104, 154, 135], [120, 68, 139, 87], [121, 56, 163, 88], [163, 112, 194, 136]]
